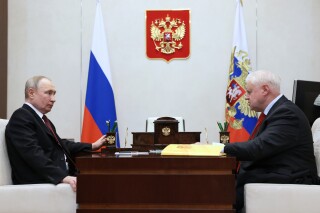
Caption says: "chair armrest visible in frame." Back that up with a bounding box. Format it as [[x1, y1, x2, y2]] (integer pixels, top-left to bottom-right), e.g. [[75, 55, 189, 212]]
[[0, 183, 76, 213], [245, 183, 320, 213]]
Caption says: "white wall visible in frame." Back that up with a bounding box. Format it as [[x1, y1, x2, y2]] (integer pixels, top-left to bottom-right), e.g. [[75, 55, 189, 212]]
[[7, 0, 320, 146]]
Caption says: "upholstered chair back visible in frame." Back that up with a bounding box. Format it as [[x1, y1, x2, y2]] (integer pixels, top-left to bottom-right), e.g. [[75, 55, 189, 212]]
[[312, 118, 320, 177], [0, 119, 12, 185], [146, 117, 185, 132]]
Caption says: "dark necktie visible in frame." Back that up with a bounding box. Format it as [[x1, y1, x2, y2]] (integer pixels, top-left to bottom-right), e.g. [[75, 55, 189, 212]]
[[42, 115, 77, 172], [237, 113, 267, 173], [42, 115, 61, 146], [249, 113, 266, 139]]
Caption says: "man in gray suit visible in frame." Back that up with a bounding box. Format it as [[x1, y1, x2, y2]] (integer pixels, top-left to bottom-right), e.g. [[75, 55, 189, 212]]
[[6, 76, 106, 192], [224, 70, 318, 212]]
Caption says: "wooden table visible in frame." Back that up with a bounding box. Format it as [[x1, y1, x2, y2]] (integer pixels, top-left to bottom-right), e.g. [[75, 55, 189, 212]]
[[76, 152, 236, 213]]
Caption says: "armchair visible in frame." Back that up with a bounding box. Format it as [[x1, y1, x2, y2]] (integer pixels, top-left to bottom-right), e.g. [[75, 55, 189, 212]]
[[244, 118, 320, 213], [0, 119, 77, 213]]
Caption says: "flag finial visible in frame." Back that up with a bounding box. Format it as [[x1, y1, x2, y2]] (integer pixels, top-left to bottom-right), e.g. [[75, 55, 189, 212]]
[[240, 0, 243, 6]]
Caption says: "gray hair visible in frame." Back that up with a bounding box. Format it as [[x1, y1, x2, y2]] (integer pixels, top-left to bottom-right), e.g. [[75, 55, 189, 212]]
[[25, 76, 50, 99], [246, 70, 281, 92]]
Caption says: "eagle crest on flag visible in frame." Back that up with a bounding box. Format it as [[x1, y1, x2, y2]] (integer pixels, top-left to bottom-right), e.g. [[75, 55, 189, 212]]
[[226, 46, 257, 130]]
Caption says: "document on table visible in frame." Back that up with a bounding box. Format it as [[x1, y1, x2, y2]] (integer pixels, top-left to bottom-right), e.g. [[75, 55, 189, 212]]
[[161, 143, 225, 156]]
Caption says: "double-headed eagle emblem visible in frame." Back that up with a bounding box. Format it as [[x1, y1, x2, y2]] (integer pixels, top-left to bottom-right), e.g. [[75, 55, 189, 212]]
[[150, 15, 186, 54], [226, 47, 257, 129]]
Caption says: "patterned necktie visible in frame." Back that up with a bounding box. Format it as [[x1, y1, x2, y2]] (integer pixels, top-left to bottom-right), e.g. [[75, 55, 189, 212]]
[[42, 115, 61, 146], [249, 113, 266, 139], [42, 115, 77, 171]]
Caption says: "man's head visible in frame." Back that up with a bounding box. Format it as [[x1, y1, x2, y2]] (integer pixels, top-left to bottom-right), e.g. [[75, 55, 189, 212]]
[[245, 70, 281, 112], [25, 76, 56, 114]]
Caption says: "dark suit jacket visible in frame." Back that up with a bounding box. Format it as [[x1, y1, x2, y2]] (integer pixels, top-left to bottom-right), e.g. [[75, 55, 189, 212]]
[[224, 96, 318, 185], [5, 104, 92, 185]]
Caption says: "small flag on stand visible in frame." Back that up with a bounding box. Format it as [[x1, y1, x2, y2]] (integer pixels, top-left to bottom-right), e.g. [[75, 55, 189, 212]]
[[81, 1, 120, 147], [225, 0, 258, 142]]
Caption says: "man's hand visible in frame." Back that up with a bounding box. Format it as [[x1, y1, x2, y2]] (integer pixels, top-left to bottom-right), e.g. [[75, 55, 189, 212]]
[[62, 176, 77, 192], [91, 135, 107, 151]]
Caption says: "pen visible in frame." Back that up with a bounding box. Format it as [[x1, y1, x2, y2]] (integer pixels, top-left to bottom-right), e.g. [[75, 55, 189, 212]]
[[224, 121, 229, 131], [115, 151, 149, 156], [205, 128, 208, 144], [217, 122, 224, 132], [124, 127, 128, 148]]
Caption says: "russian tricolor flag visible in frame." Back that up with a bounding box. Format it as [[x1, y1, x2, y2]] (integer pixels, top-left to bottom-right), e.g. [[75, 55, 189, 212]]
[[225, 0, 258, 142], [81, 1, 120, 147]]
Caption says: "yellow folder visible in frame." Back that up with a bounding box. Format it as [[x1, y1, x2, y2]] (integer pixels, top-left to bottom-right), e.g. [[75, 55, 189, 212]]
[[161, 143, 225, 156]]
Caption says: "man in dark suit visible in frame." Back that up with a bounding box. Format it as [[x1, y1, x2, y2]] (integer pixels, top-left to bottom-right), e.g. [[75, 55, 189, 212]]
[[5, 76, 107, 192], [224, 70, 318, 212]]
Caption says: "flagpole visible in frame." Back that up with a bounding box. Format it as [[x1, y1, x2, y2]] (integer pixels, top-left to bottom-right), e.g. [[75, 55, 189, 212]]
[[255, 0, 258, 70], [80, 0, 83, 139]]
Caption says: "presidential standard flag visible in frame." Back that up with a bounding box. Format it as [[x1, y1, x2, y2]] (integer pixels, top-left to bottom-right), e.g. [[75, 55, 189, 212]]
[[81, 1, 120, 147], [225, 0, 257, 142]]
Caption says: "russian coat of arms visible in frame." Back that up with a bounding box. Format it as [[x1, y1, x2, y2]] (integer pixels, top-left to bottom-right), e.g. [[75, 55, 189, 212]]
[[225, 47, 257, 130], [226, 79, 246, 107], [146, 10, 190, 62]]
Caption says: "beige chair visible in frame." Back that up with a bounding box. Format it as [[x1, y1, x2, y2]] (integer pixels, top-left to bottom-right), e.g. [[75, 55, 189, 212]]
[[312, 118, 320, 143], [0, 119, 77, 213], [312, 117, 320, 176], [244, 118, 320, 213], [146, 116, 185, 132]]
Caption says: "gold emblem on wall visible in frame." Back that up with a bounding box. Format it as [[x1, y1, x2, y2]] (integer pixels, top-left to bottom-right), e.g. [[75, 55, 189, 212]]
[[150, 15, 186, 54], [146, 10, 190, 62]]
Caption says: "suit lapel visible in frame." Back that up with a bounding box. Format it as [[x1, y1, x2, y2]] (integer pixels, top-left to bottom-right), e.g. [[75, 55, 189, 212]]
[[255, 96, 288, 136], [21, 104, 77, 172], [22, 104, 59, 145], [267, 96, 288, 115]]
